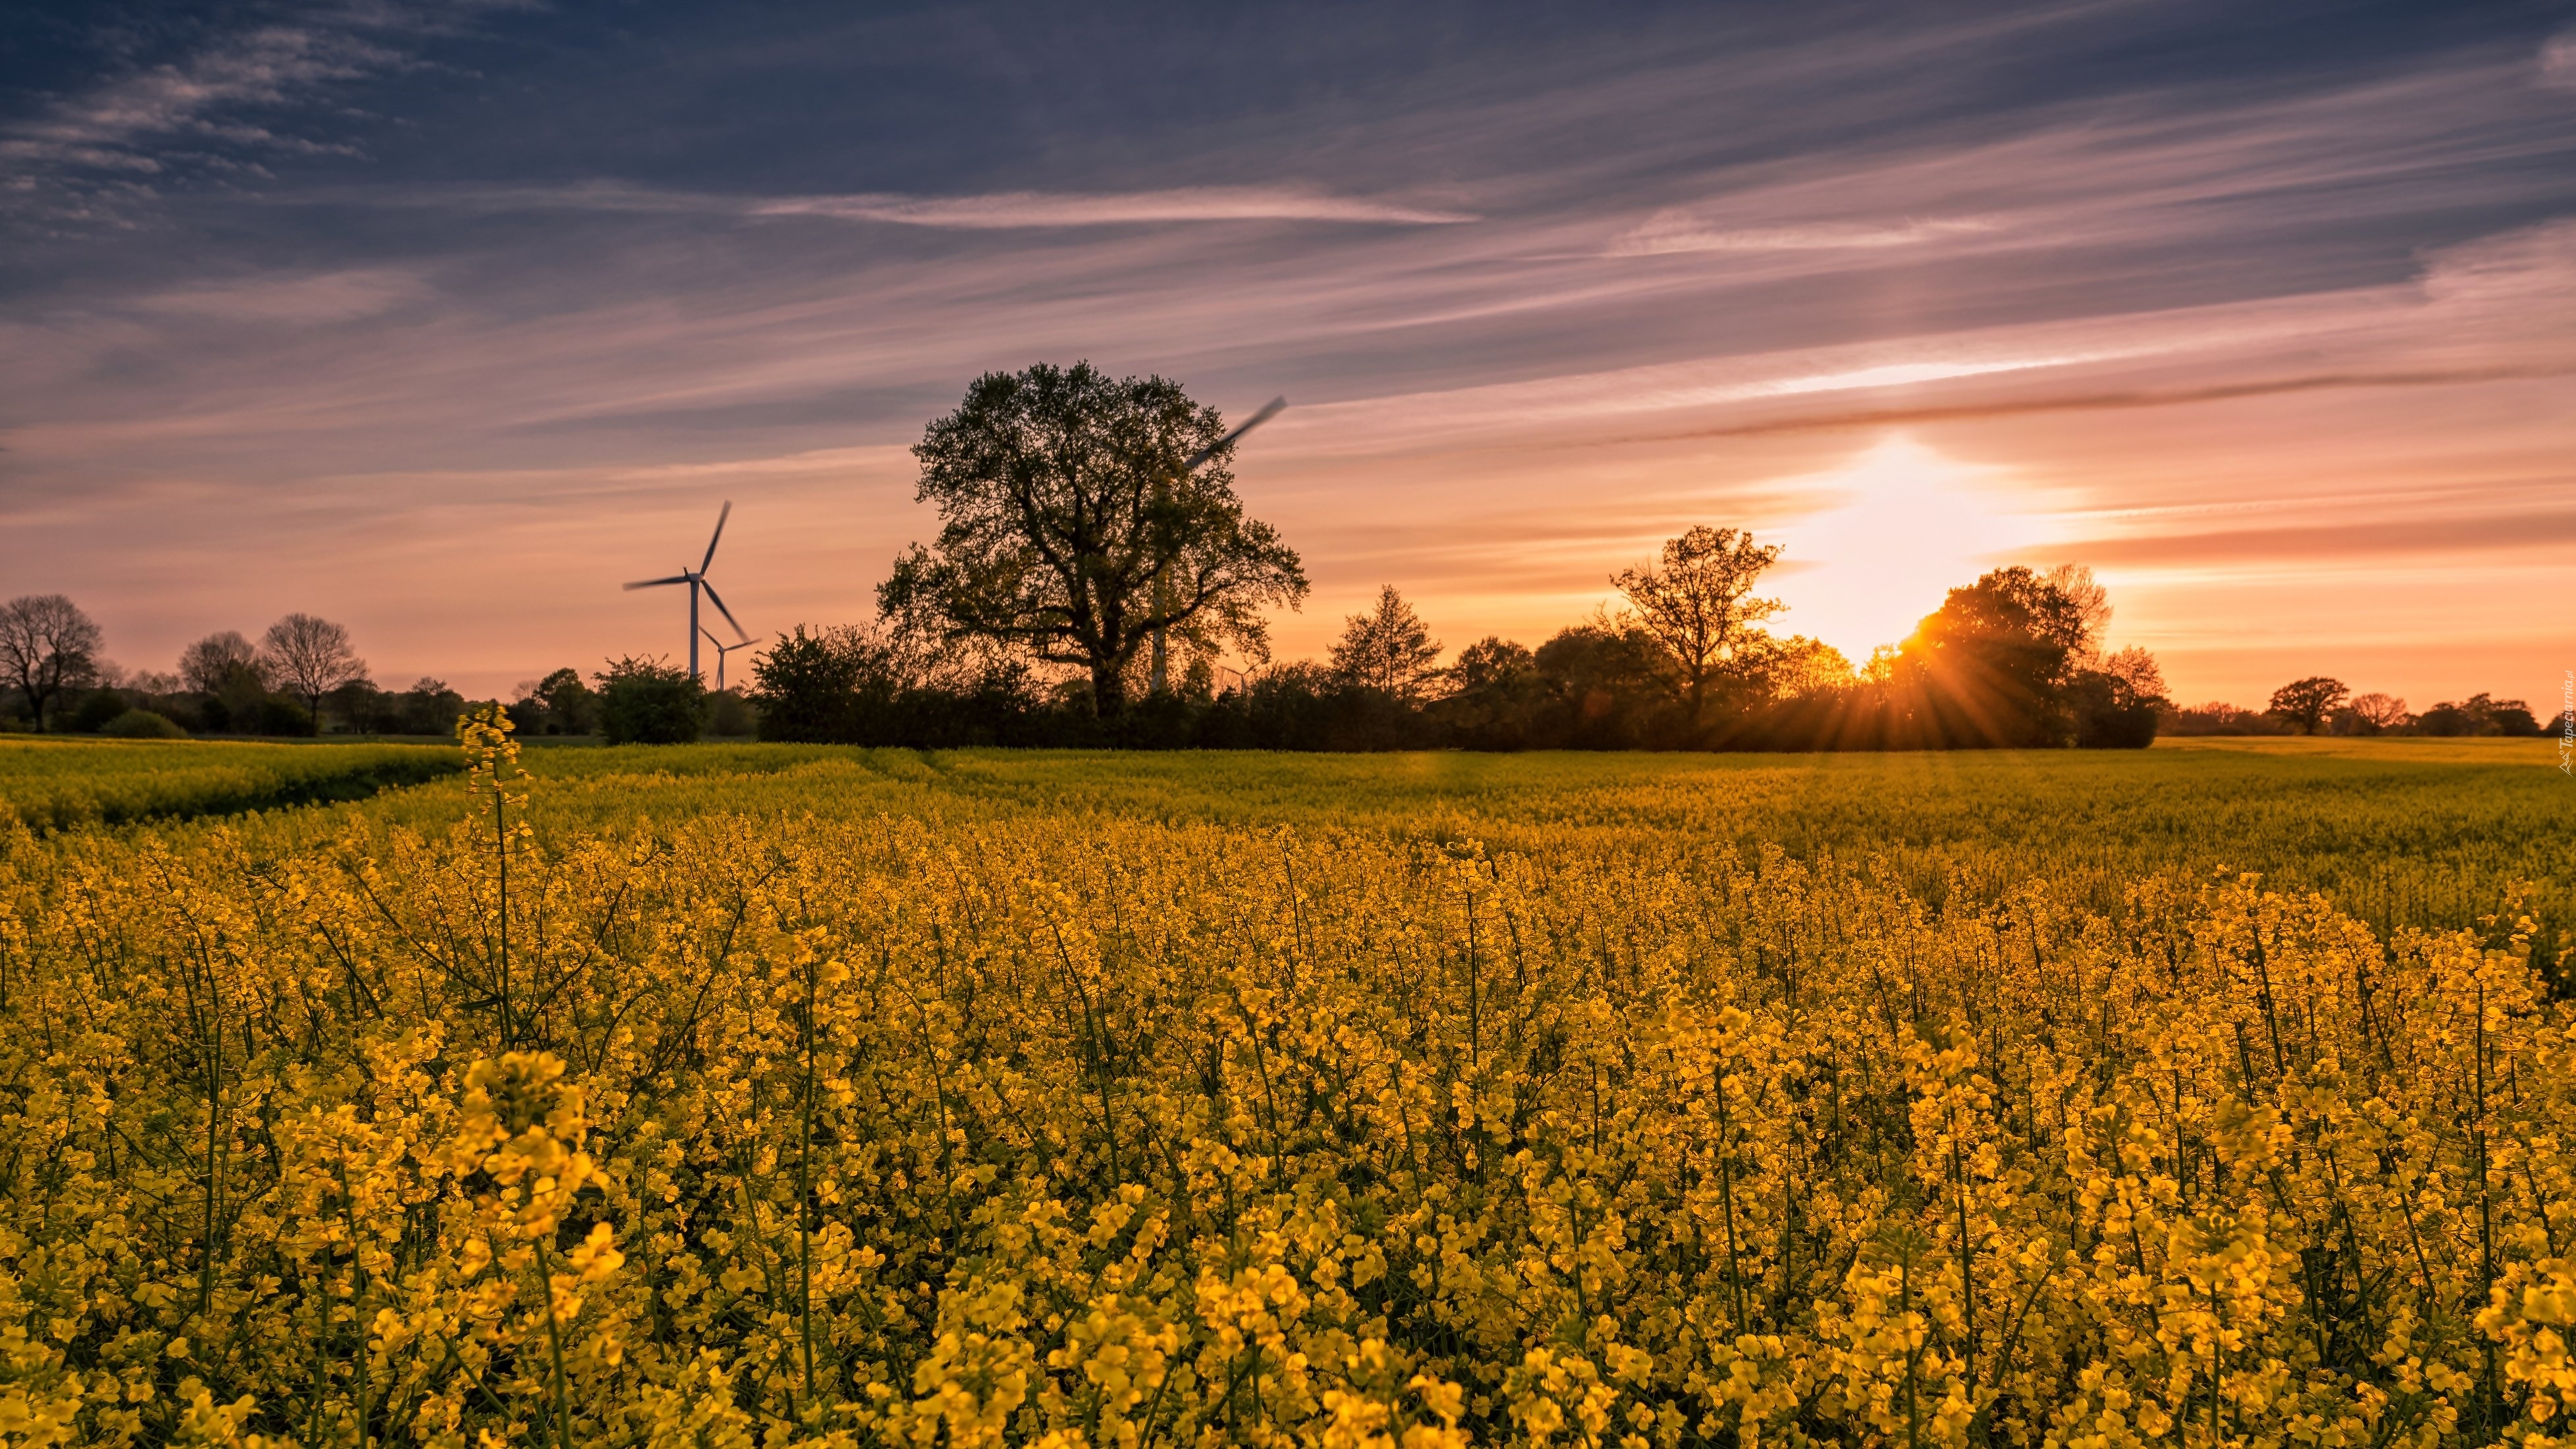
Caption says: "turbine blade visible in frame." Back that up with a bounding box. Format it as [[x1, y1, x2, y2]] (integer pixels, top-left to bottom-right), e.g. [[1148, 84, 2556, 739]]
[[699, 579, 749, 640], [1182, 395, 1286, 472], [701, 499, 732, 573], [624, 575, 690, 590]]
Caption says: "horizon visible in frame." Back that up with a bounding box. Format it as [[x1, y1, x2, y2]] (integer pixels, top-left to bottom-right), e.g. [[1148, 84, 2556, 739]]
[[5, 1, 2573, 712]]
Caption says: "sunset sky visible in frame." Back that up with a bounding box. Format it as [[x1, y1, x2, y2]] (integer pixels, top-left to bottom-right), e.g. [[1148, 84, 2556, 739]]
[[5, 1, 2573, 710]]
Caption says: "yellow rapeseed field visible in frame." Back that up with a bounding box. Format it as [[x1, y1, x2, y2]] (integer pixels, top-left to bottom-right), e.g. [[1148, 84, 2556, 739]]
[[1, 713, 2569, 1447]]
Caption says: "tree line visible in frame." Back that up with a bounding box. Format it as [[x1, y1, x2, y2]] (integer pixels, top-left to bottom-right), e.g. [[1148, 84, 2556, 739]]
[[738, 362, 2561, 753], [2169, 676, 2552, 738], [8, 364, 2555, 750], [0, 597, 751, 744], [0, 602, 377, 737], [744, 362, 2170, 751], [752, 547, 2170, 752]]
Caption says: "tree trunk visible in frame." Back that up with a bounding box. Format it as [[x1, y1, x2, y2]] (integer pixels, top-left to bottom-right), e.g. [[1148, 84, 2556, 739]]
[[1091, 660, 1128, 718]]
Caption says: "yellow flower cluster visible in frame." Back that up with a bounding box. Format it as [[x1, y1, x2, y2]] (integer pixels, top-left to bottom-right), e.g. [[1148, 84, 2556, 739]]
[[0, 711, 2569, 1446]]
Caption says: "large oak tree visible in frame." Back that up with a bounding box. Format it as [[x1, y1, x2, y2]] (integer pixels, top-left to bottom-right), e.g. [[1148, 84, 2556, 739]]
[[2267, 675, 2349, 735], [881, 363, 1306, 717]]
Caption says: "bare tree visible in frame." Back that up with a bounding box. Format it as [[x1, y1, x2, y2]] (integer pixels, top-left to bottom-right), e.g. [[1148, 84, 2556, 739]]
[[1611, 526, 1783, 709], [2104, 645, 2167, 705], [179, 630, 266, 694], [2042, 562, 2112, 661], [0, 594, 104, 731], [2347, 692, 2409, 733], [1329, 586, 1443, 699], [260, 613, 368, 726]]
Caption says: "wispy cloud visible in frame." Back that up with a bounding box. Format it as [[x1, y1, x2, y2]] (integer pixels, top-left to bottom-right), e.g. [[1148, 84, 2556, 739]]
[[0, 25, 389, 178], [2542, 30, 2576, 90], [134, 269, 431, 324], [385, 180, 1478, 228], [1656, 366, 2576, 438], [0, 3, 518, 221], [756, 187, 1476, 227], [1609, 213, 1999, 256]]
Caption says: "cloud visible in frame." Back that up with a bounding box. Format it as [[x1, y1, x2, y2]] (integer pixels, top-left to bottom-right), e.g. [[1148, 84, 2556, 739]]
[[390, 181, 1477, 228], [134, 269, 430, 324], [754, 186, 1476, 227], [2544, 30, 2576, 90], [1645, 366, 2576, 439], [1610, 213, 2000, 256], [8, 9, 2574, 705], [0, 3, 522, 219], [2, 25, 393, 178], [2061, 507, 2576, 566]]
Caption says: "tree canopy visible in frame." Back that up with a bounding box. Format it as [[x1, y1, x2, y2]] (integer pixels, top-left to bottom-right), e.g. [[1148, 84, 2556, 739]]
[[2267, 676, 2349, 734], [1329, 586, 1442, 699], [880, 362, 1307, 717], [1611, 525, 1783, 709]]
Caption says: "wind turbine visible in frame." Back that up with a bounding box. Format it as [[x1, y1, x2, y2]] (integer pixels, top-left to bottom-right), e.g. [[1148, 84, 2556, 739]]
[[1151, 396, 1286, 694], [699, 627, 755, 693], [624, 501, 748, 682]]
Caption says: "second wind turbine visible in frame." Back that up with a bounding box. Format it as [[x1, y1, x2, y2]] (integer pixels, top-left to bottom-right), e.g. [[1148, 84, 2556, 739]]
[[624, 501, 748, 682]]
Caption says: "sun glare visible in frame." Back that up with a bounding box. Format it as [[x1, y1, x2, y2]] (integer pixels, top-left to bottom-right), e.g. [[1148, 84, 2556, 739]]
[[1768, 435, 2047, 663]]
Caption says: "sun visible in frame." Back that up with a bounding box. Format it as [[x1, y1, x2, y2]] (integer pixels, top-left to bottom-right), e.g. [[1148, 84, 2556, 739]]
[[1767, 435, 2048, 662]]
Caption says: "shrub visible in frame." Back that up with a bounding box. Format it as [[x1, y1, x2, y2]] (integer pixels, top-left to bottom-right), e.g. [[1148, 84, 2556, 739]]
[[704, 688, 757, 738], [595, 656, 704, 744], [69, 688, 130, 733], [253, 695, 317, 736], [99, 707, 186, 739]]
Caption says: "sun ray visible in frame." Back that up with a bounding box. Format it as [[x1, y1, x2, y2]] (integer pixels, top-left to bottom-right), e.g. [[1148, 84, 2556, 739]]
[[1768, 435, 2052, 661]]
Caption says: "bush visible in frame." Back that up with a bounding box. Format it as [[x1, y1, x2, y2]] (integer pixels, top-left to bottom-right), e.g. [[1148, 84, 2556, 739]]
[[69, 689, 130, 734], [596, 657, 704, 744], [254, 696, 317, 736], [2066, 669, 2161, 750], [705, 689, 758, 738], [99, 708, 188, 739]]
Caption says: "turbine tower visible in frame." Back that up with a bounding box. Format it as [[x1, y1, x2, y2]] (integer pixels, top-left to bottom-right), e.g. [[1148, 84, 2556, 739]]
[[624, 501, 748, 681], [699, 628, 755, 693]]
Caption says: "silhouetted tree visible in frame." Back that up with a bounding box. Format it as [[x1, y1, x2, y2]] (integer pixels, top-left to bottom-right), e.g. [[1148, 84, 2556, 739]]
[[881, 363, 1307, 718], [2266, 676, 2348, 735], [595, 657, 704, 744], [393, 678, 466, 736], [261, 613, 368, 727], [1534, 622, 1675, 748], [2069, 645, 2168, 748], [1612, 526, 1783, 711], [2415, 692, 2540, 737], [1749, 634, 1855, 700], [1429, 638, 1545, 749], [750, 626, 883, 743], [1895, 567, 2090, 746], [178, 631, 265, 694], [0, 593, 103, 731], [1329, 586, 1442, 699], [70, 688, 130, 734], [2041, 563, 2111, 658], [2344, 692, 2409, 734]]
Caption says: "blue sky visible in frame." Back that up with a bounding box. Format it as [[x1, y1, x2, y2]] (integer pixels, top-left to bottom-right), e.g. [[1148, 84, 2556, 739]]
[[5, 0, 2573, 705]]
